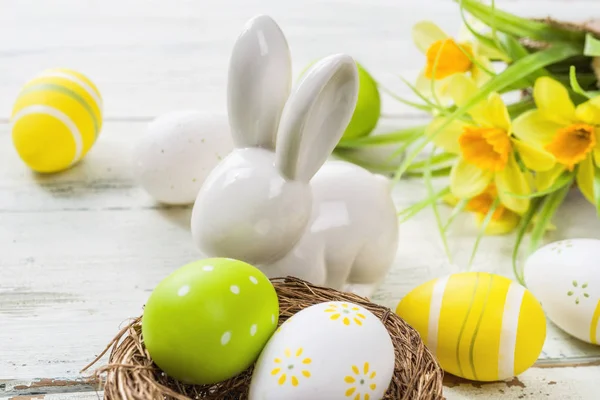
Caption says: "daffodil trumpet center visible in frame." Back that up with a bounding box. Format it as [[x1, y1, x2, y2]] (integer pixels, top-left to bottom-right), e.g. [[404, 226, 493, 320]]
[[544, 123, 596, 171], [425, 38, 473, 80], [458, 126, 512, 172], [466, 185, 505, 221]]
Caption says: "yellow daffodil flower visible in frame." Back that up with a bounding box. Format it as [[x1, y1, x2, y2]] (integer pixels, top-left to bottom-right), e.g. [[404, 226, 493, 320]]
[[412, 21, 503, 101], [426, 75, 556, 215], [513, 77, 600, 204]]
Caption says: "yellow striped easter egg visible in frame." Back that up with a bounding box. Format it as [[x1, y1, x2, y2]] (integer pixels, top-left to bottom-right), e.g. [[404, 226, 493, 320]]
[[396, 272, 546, 382], [11, 68, 103, 173]]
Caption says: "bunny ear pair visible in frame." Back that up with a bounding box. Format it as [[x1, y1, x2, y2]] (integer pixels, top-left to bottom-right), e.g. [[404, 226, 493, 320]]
[[227, 15, 359, 183]]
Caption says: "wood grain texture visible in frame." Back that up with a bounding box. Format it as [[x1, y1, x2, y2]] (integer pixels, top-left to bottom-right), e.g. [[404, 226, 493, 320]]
[[2, 0, 600, 398]]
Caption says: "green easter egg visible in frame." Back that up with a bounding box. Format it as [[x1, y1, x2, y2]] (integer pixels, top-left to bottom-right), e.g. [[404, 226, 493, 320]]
[[142, 258, 279, 385], [300, 60, 381, 139]]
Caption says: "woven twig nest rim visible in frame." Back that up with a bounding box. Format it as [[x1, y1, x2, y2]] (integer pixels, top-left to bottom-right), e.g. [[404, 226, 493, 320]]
[[83, 276, 444, 400]]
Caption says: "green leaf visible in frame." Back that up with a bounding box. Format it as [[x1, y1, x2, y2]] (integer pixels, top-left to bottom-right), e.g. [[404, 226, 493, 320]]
[[528, 181, 572, 254], [396, 75, 448, 115], [376, 83, 434, 113], [511, 197, 543, 286], [593, 164, 600, 216], [398, 187, 450, 223], [337, 126, 425, 149], [584, 33, 600, 56], [507, 98, 536, 118], [468, 197, 499, 269], [406, 152, 457, 172], [458, 2, 508, 61], [405, 167, 452, 178], [458, 0, 587, 43], [504, 170, 575, 198], [424, 149, 452, 261], [569, 66, 594, 99], [393, 42, 581, 184]]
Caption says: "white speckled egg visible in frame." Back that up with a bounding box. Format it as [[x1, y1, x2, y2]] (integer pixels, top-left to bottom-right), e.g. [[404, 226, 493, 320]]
[[248, 301, 395, 400], [524, 238, 600, 345], [132, 110, 233, 205]]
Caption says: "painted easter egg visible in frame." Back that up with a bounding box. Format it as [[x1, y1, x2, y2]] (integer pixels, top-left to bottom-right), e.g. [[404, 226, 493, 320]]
[[11, 68, 103, 173], [396, 272, 546, 382], [249, 301, 395, 400], [142, 258, 279, 385], [524, 238, 600, 345], [132, 110, 233, 205], [300, 61, 380, 140]]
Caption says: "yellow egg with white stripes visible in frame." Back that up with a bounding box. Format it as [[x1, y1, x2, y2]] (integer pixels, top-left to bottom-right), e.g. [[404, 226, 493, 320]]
[[10, 68, 103, 173], [396, 272, 546, 382]]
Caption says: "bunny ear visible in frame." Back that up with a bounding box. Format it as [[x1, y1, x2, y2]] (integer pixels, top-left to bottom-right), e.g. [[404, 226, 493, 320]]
[[275, 54, 359, 182], [227, 15, 292, 149]]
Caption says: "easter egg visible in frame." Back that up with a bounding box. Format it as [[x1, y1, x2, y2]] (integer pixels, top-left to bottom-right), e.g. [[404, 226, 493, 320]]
[[132, 110, 233, 205], [524, 238, 600, 345], [396, 272, 546, 382], [142, 258, 279, 385], [300, 60, 380, 140], [11, 68, 103, 173], [249, 301, 394, 400]]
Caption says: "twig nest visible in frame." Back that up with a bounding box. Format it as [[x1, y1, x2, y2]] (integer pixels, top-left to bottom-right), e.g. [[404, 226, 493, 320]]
[[84, 277, 444, 400]]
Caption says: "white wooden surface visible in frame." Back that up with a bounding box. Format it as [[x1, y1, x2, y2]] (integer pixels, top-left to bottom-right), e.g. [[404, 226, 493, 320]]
[[2, 0, 600, 399]]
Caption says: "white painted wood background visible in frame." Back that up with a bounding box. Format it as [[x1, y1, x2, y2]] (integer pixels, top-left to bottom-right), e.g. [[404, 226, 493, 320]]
[[2, 0, 600, 399]]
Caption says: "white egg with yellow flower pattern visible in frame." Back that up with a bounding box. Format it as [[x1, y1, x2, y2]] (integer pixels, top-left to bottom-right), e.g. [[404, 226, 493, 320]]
[[524, 238, 600, 345], [396, 272, 546, 382], [249, 301, 395, 400], [11, 68, 103, 173]]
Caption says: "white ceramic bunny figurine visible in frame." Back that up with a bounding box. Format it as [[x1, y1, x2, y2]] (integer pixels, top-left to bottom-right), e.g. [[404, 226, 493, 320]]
[[190, 15, 399, 298]]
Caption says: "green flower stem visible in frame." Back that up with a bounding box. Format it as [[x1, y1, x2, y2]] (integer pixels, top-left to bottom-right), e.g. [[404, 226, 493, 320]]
[[512, 197, 544, 286], [337, 126, 426, 149], [444, 198, 469, 233], [507, 98, 536, 118], [406, 152, 457, 172], [528, 180, 573, 255], [584, 33, 600, 56], [424, 148, 452, 261], [376, 83, 434, 113], [504, 170, 575, 199], [593, 164, 600, 216], [398, 186, 450, 223], [468, 197, 500, 269]]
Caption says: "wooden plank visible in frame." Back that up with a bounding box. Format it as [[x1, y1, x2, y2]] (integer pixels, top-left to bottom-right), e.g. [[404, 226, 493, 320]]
[[0, 0, 599, 120]]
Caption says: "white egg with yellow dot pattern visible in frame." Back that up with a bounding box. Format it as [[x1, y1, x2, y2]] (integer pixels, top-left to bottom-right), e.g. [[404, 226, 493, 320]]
[[249, 301, 395, 400], [525, 239, 600, 346], [396, 272, 546, 382]]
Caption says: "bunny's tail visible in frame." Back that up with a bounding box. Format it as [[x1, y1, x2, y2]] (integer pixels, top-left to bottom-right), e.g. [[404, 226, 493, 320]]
[[374, 173, 395, 193]]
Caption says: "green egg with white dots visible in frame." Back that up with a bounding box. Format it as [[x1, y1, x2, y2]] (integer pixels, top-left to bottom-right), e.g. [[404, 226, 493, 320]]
[[142, 258, 280, 385]]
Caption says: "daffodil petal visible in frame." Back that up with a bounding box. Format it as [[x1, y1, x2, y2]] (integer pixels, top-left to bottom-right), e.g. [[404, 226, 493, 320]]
[[475, 211, 519, 235], [425, 117, 467, 154], [594, 148, 600, 166], [512, 110, 562, 147], [533, 77, 576, 125], [471, 62, 493, 87], [495, 154, 531, 215], [412, 21, 448, 53], [450, 158, 492, 199], [511, 139, 556, 171], [415, 71, 453, 106], [534, 164, 566, 191], [446, 74, 488, 124], [575, 101, 600, 125], [483, 93, 511, 132], [576, 154, 595, 204]]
